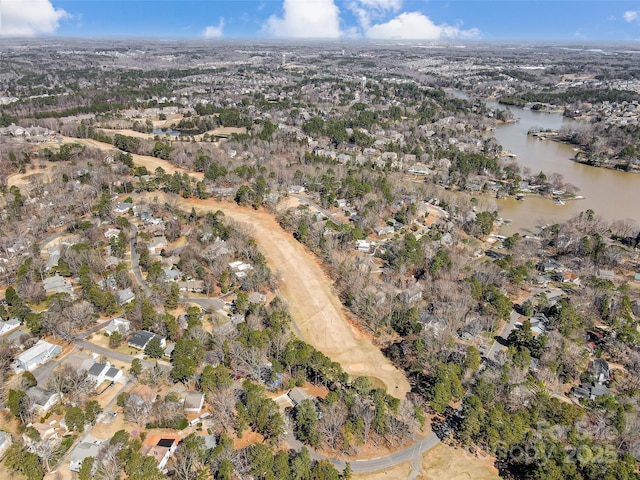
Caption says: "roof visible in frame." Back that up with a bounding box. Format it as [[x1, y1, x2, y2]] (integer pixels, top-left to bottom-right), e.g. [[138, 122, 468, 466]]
[[116, 288, 135, 304], [88, 362, 108, 377], [128, 330, 156, 348], [157, 438, 175, 448], [184, 392, 204, 411], [106, 367, 120, 378], [16, 340, 61, 365], [288, 387, 313, 406], [69, 442, 103, 469], [26, 387, 59, 407]]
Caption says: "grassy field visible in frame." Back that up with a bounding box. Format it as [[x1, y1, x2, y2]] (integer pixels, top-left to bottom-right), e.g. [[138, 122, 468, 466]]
[[418, 443, 500, 480]]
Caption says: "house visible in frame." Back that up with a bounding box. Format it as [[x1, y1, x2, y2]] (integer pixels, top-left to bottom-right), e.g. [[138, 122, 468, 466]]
[[205, 239, 230, 258], [26, 387, 62, 414], [42, 274, 74, 297], [248, 292, 266, 304], [69, 441, 103, 472], [113, 202, 135, 214], [355, 240, 372, 252], [15, 340, 62, 371], [26, 422, 58, 444], [229, 261, 253, 279], [163, 269, 181, 282], [398, 283, 423, 305], [87, 361, 123, 387], [572, 382, 611, 400], [597, 269, 615, 281], [406, 164, 430, 175], [177, 279, 205, 293], [635, 272, 640, 282], [148, 236, 168, 255], [374, 225, 395, 236], [288, 185, 305, 194], [0, 318, 20, 336], [116, 288, 135, 305], [183, 392, 205, 413], [560, 270, 581, 285], [104, 317, 131, 336], [529, 314, 548, 336], [537, 259, 563, 273], [145, 437, 179, 473], [104, 228, 121, 239], [128, 331, 166, 350], [287, 387, 314, 407]]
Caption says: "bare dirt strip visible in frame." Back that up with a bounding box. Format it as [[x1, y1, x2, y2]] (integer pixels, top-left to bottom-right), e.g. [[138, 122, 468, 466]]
[[16, 136, 410, 398]]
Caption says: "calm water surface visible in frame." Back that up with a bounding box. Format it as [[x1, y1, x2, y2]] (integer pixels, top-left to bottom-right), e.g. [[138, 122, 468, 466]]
[[486, 102, 640, 235]]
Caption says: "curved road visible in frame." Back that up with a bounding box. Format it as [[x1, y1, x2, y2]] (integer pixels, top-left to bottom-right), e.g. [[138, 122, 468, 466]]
[[284, 428, 439, 474]]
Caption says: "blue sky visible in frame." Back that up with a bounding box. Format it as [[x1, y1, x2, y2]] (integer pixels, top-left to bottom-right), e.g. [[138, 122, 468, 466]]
[[2, 1, 640, 41]]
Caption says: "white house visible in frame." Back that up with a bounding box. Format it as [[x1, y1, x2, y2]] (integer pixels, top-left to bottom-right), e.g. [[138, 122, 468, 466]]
[[104, 317, 131, 336], [15, 340, 62, 371], [27, 387, 62, 414], [113, 202, 135, 214], [183, 392, 205, 413], [116, 288, 135, 305], [355, 240, 372, 252], [87, 361, 123, 387], [42, 274, 74, 297], [0, 318, 20, 336]]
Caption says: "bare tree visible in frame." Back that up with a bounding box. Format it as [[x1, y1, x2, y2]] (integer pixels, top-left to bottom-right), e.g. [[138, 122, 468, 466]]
[[31, 437, 64, 472], [352, 397, 375, 444], [319, 401, 347, 450], [94, 442, 123, 480], [207, 388, 237, 432]]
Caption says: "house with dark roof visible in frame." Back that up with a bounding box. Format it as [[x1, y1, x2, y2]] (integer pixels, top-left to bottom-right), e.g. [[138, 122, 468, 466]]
[[144, 437, 178, 473], [572, 382, 610, 401], [128, 331, 166, 350]]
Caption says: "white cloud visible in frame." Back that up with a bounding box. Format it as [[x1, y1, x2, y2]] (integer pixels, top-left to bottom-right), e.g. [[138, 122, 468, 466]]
[[349, 0, 402, 31], [623, 10, 638, 22], [203, 17, 225, 38], [365, 11, 479, 40], [1, 0, 68, 36], [265, 0, 341, 38]]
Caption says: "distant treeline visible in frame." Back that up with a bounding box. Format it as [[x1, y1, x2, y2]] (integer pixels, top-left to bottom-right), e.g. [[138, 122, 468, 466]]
[[500, 88, 640, 107]]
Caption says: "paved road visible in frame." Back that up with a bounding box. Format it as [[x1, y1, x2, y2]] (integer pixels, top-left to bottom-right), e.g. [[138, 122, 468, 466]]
[[284, 427, 440, 474], [486, 309, 521, 361], [129, 224, 152, 297]]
